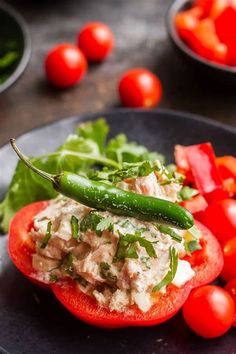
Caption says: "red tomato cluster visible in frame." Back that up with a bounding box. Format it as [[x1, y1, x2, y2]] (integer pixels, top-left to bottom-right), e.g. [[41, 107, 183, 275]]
[[175, 0, 236, 66], [175, 142, 236, 337], [44, 23, 163, 108], [45, 22, 114, 88]]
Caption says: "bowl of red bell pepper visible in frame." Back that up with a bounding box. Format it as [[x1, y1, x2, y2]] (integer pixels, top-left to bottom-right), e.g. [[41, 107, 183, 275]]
[[167, 0, 236, 85]]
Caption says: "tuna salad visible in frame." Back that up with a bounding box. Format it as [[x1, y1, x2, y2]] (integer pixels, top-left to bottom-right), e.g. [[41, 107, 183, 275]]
[[30, 167, 199, 313]]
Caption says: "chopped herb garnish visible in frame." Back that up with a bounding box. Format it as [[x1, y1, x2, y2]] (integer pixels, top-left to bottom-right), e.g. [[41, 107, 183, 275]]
[[80, 211, 103, 236], [156, 224, 182, 243], [188, 225, 201, 239], [71, 215, 79, 239], [185, 240, 202, 254], [99, 262, 117, 283], [65, 253, 74, 275], [114, 231, 157, 262], [100, 262, 110, 271], [153, 246, 178, 292], [49, 274, 58, 283], [179, 186, 199, 201], [40, 221, 52, 249], [76, 275, 88, 287], [96, 217, 113, 233]]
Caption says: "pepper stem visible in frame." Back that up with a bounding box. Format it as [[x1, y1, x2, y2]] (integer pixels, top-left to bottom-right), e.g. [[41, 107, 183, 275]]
[[10, 138, 55, 183]]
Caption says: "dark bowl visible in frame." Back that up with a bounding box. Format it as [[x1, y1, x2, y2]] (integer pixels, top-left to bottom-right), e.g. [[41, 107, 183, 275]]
[[166, 0, 236, 85], [0, 2, 31, 93]]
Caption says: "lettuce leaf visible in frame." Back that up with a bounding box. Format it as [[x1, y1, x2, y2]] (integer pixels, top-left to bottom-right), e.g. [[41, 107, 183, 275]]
[[0, 118, 164, 233]]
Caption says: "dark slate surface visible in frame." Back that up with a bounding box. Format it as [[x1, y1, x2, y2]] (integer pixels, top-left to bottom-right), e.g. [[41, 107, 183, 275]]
[[0, 0, 236, 145], [0, 110, 236, 354]]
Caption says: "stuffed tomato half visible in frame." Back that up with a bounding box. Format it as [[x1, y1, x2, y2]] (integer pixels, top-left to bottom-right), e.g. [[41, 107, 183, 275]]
[[8, 168, 223, 328]]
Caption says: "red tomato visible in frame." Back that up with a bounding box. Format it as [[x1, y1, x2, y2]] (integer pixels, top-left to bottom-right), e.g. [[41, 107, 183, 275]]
[[118, 68, 162, 108], [77, 22, 114, 62], [45, 44, 87, 88], [183, 285, 235, 338], [175, 7, 203, 42], [201, 199, 236, 243], [8, 203, 223, 328], [221, 237, 236, 281], [225, 278, 236, 326], [8, 201, 50, 289]]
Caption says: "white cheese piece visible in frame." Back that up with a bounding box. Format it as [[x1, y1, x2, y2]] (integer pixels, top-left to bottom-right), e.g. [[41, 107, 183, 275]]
[[172, 260, 195, 287]]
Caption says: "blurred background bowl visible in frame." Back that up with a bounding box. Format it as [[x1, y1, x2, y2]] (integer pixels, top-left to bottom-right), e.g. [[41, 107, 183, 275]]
[[166, 0, 236, 86], [0, 2, 31, 93]]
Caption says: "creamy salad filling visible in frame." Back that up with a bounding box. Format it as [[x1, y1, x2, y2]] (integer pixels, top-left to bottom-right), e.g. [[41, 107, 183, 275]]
[[30, 168, 199, 313]]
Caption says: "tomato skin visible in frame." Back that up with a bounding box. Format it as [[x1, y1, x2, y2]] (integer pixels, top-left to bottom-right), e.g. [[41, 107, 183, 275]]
[[8, 201, 50, 289], [221, 237, 236, 282], [183, 285, 235, 338], [78, 22, 114, 62], [118, 69, 162, 108], [45, 44, 87, 88], [225, 278, 236, 326], [201, 199, 236, 243]]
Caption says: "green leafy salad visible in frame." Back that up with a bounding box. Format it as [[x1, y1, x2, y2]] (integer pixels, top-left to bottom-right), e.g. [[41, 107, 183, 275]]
[[0, 118, 197, 234]]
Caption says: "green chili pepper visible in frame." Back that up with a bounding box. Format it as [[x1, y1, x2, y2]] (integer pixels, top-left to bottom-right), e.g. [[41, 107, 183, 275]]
[[10, 139, 194, 229]]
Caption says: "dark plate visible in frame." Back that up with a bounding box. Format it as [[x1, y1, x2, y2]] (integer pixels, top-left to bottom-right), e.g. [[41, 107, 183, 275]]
[[0, 109, 236, 354], [0, 2, 31, 93], [166, 0, 236, 86]]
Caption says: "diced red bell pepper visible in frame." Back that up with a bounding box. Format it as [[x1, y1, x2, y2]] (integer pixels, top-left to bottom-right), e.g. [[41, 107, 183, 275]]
[[223, 178, 236, 197], [217, 156, 236, 179], [181, 194, 208, 221], [209, 0, 229, 20], [175, 7, 203, 42], [185, 143, 225, 202], [188, 18, 228, 64], [195, 0, 214, 16], [214, 4, 236, 43]]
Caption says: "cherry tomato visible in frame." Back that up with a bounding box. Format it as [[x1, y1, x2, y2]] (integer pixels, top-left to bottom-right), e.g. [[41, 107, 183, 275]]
[[77, 22, 114, 62], [201, 199, 236, 243], [221, 237, 236, 282], [225, 278, 236, 327], [118, 68, 162, 108], [183, 285, 235, 338], [45, 43, 87, 88]]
